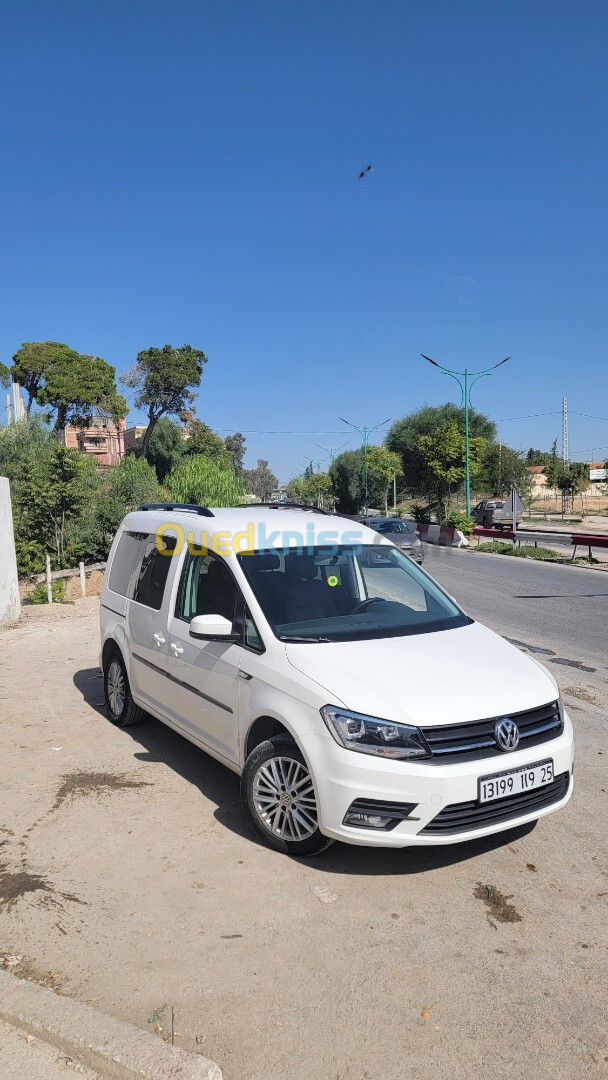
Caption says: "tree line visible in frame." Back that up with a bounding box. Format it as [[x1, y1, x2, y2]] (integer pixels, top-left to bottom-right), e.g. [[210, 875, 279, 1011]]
[[286, 404, 603, 519], [0, 339, 281, 573]]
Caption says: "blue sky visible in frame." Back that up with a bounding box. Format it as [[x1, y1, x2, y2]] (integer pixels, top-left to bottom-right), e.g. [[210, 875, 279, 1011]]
[[1, 0, 607, 478]]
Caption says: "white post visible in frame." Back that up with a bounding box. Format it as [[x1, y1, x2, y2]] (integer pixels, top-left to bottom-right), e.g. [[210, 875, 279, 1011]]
[[393, 472, 397, 509], [79, 560, 86, 597], [46, 554, 53, 604], [0, 477, 20, 626], [512, 486, 517, 537]]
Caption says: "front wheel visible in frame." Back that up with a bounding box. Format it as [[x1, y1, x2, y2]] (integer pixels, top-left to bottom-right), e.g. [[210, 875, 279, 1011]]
[[241, 734, 334, 856]]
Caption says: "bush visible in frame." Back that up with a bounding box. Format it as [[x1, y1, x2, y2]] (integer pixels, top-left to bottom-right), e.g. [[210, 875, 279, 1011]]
[[28, 579, 67, 604], [167, 455, 244, 506], [477, 541, 562, 561], [444, 511, 475, 537], [409, 503, 431, 524]]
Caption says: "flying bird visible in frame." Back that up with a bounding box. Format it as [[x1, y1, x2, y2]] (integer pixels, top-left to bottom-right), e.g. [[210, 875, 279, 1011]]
[[357, 165, 374, 180]]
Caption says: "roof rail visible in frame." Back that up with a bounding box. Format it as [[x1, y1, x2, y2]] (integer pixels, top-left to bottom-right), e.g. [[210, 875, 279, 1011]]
[[248, 502, 329, 515], [137, 503, 215, 518]]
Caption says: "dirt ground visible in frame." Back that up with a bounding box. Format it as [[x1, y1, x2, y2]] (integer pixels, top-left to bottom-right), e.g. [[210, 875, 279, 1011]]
[[0, 599, 606, 1080]]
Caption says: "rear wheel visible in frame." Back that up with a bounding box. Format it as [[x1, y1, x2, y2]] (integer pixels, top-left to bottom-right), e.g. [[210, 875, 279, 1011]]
[[241, 734, 334, 856], [103, 650, 146, 728]]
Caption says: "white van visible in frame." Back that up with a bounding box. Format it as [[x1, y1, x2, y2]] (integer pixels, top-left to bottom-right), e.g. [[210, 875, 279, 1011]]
[[100, 503, 573, 856]]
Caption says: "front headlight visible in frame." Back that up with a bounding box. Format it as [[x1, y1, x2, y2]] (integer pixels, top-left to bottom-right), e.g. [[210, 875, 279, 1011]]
[[321, 706, 430, 760]]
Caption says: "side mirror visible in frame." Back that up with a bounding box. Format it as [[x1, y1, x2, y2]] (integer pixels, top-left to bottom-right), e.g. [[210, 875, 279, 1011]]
[[190, 614, 239, 641]]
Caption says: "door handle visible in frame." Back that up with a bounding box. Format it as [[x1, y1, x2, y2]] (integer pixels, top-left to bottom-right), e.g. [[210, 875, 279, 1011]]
[[239, 671, 252, 680], [153, 632, 166, 646], [170, 642, 184, 656]]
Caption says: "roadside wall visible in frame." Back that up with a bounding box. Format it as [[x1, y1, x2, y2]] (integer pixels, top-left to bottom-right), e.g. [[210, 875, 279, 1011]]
[[0, 477, 20, 626], [416, 523, 469, 548]]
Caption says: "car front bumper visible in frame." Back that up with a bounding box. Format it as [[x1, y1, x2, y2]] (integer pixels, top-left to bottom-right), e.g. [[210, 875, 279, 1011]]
[[301, 712, 574, 847]]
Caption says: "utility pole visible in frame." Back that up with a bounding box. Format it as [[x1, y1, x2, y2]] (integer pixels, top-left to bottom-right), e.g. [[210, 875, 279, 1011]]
[[562, 396, 570, 514], [339, 417, 391, 516], [422, 354, 511, 516]]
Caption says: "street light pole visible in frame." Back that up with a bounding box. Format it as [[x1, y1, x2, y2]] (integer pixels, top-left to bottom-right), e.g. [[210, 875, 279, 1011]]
[[316, 442, 348, 511], [421, 354, 510, 516], [339, 417, 391, 515]]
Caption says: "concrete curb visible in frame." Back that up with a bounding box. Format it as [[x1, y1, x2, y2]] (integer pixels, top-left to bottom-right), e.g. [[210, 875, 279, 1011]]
[[0, 968, 222, 1080]]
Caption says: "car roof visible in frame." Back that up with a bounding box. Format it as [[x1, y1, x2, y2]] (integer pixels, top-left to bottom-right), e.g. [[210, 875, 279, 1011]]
[[120, 504, 383, 552]]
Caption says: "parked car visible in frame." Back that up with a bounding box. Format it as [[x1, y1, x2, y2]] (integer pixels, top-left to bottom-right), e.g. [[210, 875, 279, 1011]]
[[471, 499, 521, 529], [100, 503, 573, 856], [358, 517, 423, 564]]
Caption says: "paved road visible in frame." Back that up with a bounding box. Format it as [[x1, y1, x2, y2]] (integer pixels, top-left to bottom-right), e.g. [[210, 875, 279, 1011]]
[[424, 545, 608, 675]]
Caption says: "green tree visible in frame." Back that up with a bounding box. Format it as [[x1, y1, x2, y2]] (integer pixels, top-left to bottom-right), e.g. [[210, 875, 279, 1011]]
[[2, 341, 125, 428], [243, 459, 278, 501], [37, 350, 126, 431], [122, 344, 207, 460], [329, 450, 365, 514], [0, 360, 11, 389], [386, 403, 495, 498], [224, 432, 246, 474], [6, 341, 62, 413], [286, 472, 334, 510], [417, 420, 485, 520], [132, 417, 185, 482], [81, 456, 163, 558], [366, 445, 402, 513], [545, 439, 561, 488], [167, 455, 243, 506], [17, 445, 98, 568], [185, 419, 232, 466], [479, 443, 534, 502]]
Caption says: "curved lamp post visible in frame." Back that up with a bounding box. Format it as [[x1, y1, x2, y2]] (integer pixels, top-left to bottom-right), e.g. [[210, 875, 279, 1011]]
[[421, 354, 510, 516], [339, 418, 391, 516]]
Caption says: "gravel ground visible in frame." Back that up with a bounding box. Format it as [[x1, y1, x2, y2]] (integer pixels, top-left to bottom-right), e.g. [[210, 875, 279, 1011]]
[[0, 596, 606, 1080]]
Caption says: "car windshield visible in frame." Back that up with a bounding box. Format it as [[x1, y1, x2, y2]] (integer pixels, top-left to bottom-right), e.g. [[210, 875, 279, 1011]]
[[238, 545, 469, 642], [368, 520, 413, 534]]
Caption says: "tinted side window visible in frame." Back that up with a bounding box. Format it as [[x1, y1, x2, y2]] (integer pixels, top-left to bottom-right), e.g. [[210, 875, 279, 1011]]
[[132, 535, 177, 610], [176, 552, 239, 624], [108, 531, 147, 597]]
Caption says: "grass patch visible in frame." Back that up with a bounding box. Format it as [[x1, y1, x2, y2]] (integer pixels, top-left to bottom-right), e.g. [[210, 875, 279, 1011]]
[[477, 542, 562, 561], [28, 579, 67, 604], [574, 555, 600, 565]]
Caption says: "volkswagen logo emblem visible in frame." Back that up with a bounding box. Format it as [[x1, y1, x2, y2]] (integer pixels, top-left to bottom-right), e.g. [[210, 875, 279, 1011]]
[[495, 718, 520, 751]]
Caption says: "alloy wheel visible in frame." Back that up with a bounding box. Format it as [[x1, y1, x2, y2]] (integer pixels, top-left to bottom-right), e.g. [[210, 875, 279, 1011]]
[[252, 755, 318, 841], [106, 659, 125, 717]]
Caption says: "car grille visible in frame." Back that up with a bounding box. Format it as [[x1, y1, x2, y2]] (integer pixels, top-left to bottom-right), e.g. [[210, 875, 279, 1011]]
[[419, 701, 562, 764], [420, 772, 570, 835]]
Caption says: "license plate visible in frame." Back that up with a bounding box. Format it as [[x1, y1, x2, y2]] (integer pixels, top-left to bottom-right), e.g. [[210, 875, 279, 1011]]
[[479, 759, 554, 804]]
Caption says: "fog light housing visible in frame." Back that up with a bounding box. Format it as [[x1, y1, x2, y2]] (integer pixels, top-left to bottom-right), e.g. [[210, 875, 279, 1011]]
[[343, 799, 418, 831]]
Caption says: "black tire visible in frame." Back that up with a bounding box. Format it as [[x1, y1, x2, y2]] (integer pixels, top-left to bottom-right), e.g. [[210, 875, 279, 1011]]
[[241, 733, 334, 856], [103, 649, 146, 728]]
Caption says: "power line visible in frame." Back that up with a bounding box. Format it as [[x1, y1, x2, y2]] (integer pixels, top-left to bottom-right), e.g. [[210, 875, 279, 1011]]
[[495, 411, 561, 422], [212, 428, 365, 435], [570, 411, 608, 423]]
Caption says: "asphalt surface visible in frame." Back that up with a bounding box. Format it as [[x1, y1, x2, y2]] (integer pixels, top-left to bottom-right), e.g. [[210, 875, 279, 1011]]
[[424, 545, 608, 676]]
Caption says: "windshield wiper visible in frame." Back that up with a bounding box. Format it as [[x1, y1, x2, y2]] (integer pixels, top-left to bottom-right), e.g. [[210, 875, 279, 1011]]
[[278, 634, 332, 643]]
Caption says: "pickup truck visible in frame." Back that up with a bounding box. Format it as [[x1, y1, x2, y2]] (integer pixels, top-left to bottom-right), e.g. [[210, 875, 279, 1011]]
[[471, 499, 522, 529]]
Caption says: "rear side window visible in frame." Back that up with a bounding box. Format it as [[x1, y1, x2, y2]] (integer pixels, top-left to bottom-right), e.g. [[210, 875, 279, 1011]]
[[132, 535, 177, 609], [108, 531, 147, 597]]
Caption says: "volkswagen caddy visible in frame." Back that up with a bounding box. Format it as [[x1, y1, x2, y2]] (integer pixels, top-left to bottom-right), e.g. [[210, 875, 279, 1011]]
[[100, 503, 574, 855]]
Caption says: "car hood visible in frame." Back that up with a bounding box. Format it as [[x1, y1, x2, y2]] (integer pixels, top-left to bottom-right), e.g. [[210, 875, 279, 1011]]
[[285, 621, 558, 727]]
